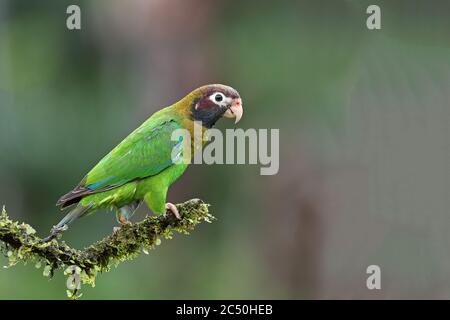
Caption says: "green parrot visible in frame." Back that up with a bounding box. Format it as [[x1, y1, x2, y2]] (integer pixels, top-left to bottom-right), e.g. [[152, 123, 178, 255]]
[[44, 84, 243, 241]]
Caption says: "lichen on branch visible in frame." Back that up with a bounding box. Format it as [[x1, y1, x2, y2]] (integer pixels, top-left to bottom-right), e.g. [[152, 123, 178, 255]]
[[0, 199, 213, 299]]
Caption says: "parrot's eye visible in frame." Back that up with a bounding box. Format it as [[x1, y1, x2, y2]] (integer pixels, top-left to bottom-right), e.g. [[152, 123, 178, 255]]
[[211, 93, 225, 103]]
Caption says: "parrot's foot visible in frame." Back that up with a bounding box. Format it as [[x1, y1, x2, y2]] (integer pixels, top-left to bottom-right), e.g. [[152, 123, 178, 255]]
[[165, 202, 181, 219], [115, 201, 140, 226], [118, 215, 131, 225], [113, 218, 131, 234], [42, 224, 68, 242]]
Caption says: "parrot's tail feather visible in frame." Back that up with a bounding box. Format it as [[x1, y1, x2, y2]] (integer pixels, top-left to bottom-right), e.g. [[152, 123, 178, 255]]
[[42, 204, 92, 242], [57, 184, 116, 208], [54, 205, 91, 229], [56, 185, 92, 208]]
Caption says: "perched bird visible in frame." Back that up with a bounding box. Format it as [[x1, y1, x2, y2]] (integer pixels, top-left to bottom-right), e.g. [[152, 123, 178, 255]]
[[44, 84, 243, 241]]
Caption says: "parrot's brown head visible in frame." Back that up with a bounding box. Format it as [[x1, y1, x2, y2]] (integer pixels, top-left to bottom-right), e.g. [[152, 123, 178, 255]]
[[181, 84, 243, 128]]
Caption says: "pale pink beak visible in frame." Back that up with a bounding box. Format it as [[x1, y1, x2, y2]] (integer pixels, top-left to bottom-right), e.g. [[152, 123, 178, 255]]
[[223, 98, 243, 124]]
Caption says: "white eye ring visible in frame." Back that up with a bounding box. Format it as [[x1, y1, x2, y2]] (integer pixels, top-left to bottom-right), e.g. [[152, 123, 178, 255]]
[[210, 92, 226, 104]]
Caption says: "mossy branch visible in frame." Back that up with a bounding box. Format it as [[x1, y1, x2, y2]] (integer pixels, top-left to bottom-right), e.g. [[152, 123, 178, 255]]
[[0, 199, 213, 298]]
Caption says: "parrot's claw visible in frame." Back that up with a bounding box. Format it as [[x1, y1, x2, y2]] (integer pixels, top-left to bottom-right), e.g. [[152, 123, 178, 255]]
[[113, 220, 131, 234], [113, 226, 121, 234], [165, 202, 181, 219], [113, 216, 132, 234]]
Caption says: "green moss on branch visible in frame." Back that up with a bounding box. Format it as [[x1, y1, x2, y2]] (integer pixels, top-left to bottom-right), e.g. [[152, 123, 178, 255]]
[[0, 199, 213, 298]]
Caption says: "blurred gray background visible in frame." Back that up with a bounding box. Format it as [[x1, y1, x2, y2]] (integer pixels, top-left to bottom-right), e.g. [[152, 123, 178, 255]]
[[0, 0, 450, 299]]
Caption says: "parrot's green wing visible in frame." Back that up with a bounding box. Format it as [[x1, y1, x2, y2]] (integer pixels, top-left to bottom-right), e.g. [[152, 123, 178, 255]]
[[57, 119, 184, 207], [85, 119, 183, 189]]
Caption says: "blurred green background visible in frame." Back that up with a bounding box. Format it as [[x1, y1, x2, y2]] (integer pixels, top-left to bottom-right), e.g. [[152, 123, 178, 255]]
[[1, 0, 450, 299]]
